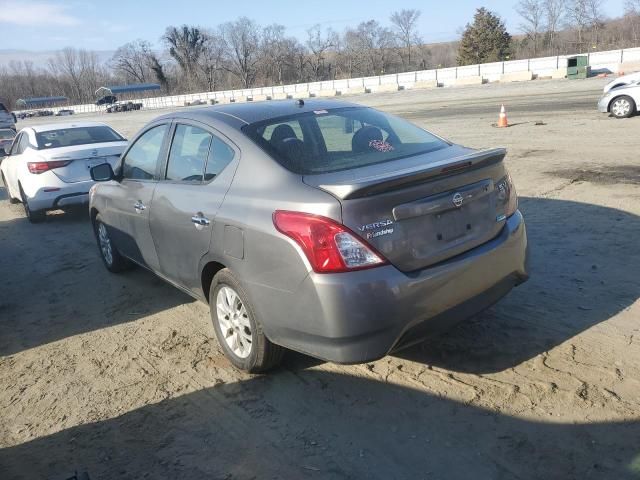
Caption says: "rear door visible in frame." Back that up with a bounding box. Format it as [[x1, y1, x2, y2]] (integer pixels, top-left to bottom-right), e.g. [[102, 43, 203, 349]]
[[106, 123, 170, 270], [4, 132, 29, 195], [149, 120, 238, 291]]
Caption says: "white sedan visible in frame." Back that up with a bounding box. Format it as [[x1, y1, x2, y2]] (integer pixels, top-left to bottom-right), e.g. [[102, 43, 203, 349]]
[[0, 122, 127, 222]]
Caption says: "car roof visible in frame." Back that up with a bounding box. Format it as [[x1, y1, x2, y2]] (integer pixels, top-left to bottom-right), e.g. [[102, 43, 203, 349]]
[[29, 121, 111, 133], [155, 98, 364, 129]]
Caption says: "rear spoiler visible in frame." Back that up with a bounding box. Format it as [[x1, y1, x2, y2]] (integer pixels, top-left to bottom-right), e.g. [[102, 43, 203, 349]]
[[308, 148, 507, 200]]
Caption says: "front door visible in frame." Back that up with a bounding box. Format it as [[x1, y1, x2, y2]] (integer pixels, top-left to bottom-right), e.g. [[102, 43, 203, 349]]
[[150, 121, 238, 291], [107, 123, 170, 270]]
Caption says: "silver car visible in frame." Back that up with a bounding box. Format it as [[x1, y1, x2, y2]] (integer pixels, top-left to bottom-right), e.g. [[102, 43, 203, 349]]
[[89, 99, 528, 372], [598, 79, 640, 118]]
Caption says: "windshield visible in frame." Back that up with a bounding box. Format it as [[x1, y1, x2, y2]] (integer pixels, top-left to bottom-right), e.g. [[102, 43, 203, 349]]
[[242, 107, 449, 175], [0, 130, 14, 140], [36, 126, 124, 150]]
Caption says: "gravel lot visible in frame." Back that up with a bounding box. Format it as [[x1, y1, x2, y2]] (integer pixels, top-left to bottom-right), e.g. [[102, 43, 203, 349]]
[[1, 77, 639, 479]]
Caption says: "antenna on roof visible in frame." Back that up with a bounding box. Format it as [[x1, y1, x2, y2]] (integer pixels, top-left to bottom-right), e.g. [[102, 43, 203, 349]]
[[295, 99, 305, 107]]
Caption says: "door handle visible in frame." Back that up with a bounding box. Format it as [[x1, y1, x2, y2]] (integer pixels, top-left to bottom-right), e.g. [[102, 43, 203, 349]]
[[134, 201, 146, 212], [191, 214, 210, 227]]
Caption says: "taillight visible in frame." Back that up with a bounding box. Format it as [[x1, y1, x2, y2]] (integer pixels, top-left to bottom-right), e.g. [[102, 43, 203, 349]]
[[27, 160, 71, 174], [273, 210, 387, 273], [497, 173, 518, 217]]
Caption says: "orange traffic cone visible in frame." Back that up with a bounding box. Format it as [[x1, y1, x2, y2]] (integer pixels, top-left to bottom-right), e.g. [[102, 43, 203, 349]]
[[497, 104, 509, 128]]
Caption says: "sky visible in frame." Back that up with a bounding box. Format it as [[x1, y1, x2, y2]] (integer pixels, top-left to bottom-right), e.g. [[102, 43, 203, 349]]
[[0, 0, 629, 52]]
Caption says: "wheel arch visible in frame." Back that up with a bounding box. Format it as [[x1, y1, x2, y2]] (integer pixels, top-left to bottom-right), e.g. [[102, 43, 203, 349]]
[[201, 260, 227, 303]]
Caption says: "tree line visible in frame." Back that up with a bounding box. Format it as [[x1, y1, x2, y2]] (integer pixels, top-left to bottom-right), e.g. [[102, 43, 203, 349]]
[[2, 2, 640, 109]]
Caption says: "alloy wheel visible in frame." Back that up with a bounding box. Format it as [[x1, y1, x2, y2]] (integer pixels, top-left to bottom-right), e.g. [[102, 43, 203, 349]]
[[216, 286, 253, 359]]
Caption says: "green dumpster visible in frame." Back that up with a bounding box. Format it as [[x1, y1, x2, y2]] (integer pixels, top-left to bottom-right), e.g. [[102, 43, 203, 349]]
[[567, 55, 591, 79]]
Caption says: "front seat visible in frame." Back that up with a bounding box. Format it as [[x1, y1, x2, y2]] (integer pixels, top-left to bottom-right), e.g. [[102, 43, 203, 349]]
[[352, 126, 384, 153]]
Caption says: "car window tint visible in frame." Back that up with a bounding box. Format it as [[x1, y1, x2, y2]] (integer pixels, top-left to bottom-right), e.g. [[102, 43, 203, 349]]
[[166, 124, 212, 182], [262, 120, 303, 144], [204, 136, 235, 181], [243, 107, 448, 175], [122, 124, 168, 180]]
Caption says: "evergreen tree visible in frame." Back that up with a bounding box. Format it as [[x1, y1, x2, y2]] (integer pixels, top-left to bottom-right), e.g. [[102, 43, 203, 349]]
[[457, 8, 512, 66]]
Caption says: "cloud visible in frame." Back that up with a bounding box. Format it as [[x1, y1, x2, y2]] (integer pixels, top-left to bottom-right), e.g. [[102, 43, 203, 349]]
[[0, 1, 80, 27]]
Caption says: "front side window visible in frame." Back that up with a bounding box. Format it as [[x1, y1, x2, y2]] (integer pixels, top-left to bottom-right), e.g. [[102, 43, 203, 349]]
[[35, 126, 124, 150], [122, 124, 169, 180], [165, 124, 212, 182], [243, 107, 449, 175]]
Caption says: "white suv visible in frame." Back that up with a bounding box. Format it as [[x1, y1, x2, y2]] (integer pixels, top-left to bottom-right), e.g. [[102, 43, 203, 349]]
[[0, 122, 127, 222]]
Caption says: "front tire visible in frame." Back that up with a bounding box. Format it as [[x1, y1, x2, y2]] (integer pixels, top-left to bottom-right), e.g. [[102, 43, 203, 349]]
[[93, 214, 131, 272], [210, 269, 284, 373], [610, 95, 636, 119], [19, 185, 45, 223], [1, 173, 19, 204]]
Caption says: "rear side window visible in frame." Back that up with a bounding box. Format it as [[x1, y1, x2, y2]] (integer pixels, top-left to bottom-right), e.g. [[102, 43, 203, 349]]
[[17, 133, 30, 153], [122, 124, 168, 180], [243, 107, 449, 175], [166, 124, 212, 182], [204, 137, 235, 181]]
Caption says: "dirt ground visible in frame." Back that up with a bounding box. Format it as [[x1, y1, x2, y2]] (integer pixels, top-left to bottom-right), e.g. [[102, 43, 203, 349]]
[[1, 77, 639, 480]]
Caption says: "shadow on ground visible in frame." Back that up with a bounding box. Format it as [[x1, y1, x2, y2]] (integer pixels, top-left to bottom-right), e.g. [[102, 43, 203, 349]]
[[0, 370, 638, 479], [397, 196, 639, 373], [0, 190, 192, 356]]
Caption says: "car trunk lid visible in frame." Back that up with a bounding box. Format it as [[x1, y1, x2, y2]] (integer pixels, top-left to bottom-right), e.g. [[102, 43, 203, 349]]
[[303, 146, 509, 272], [42, 142, 126, 183]]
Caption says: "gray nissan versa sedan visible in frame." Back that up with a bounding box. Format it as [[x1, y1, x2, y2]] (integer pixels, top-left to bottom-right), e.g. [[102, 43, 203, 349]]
[[88, 99, 528, 372]]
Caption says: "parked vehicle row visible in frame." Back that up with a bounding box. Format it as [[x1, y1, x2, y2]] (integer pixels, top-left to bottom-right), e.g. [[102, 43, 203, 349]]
[[0, 99, 529, 373], [106, 101, 143, 113]]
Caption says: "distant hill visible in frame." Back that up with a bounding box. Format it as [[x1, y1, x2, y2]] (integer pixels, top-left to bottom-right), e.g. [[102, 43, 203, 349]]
[[0, 49, 115, 68]]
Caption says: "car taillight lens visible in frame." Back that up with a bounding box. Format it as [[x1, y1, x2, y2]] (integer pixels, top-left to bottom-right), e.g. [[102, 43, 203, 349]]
[[273, 210, 387, 273], [27, 160, 71, 174], [497, 173, 518, 217]]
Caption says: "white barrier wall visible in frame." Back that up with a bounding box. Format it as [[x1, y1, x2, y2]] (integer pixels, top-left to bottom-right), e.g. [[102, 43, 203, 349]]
[[32, 46, 640, 116]]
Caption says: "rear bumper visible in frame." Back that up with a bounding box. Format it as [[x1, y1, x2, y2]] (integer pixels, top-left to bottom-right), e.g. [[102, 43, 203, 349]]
[[257, 210, 528, 364], [23, 176, 93, 211]]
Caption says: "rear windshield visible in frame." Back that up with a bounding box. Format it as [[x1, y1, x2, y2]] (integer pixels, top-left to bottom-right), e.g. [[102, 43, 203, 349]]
[[242, 107, 449, 174], [36, 126, 124, 150]]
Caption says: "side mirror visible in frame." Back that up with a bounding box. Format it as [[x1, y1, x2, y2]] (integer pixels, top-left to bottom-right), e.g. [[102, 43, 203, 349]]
[[90, 162, 115, 182]]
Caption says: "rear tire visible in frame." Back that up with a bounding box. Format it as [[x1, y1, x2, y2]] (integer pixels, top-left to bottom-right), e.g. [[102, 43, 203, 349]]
[[19, 185, 45, 223], [210, 269, 284, 373], [610, 95, 636, 119], [93, 214, 131, 273]]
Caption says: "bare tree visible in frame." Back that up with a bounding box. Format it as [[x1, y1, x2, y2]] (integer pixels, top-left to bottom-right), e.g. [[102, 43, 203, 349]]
[[163, 25, 207, 90], [390, 9, 422, 69], [306, 25, 338, 81], [625, 0, 640, 45], [199, 31, 225, 91], [261, 24, 300, 85], [544, 0, 566, 53], [111, 40, 154, 83], [585, 0, 606, 48], [221, 17, 261, 88], [566, 0, 591, 50], [517, 0, 545, 56]]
